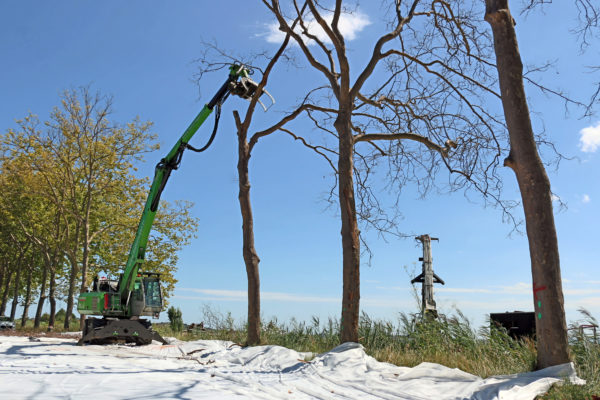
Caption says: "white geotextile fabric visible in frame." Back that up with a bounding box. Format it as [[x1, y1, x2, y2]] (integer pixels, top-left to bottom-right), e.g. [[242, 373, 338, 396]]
[[0, 335, 584, 399]]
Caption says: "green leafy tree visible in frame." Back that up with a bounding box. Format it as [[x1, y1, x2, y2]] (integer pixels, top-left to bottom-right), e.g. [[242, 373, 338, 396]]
[[2, 87, 199, 329], [167, 306, 183, 333], [0, 143, 70, 328], [44, 88, 158, 329]]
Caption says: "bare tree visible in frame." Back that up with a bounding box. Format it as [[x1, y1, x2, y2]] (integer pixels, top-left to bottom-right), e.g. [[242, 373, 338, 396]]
[[261, 0, 510, 342], [231, 38, 298, 345], [196, 15, 339, 344], [485, 0, 569, 368]]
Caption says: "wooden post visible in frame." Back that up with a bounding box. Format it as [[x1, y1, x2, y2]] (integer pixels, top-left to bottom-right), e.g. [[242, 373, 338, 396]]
[[411, 235, 445, 317]]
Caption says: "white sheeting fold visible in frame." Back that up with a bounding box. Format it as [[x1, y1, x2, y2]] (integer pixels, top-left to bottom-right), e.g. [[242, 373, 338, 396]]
[[0, 336, 583, 399]]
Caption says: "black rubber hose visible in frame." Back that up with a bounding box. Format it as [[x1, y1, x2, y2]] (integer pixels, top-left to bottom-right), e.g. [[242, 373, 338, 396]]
[[185, 102, 222, 153]]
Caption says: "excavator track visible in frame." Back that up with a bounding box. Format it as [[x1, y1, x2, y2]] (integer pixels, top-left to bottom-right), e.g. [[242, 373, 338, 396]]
[[78, 318, 167, 346]]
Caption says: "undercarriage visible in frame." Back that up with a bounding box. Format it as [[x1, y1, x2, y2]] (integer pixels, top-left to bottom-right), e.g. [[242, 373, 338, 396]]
[[78, 317, 167, 346]]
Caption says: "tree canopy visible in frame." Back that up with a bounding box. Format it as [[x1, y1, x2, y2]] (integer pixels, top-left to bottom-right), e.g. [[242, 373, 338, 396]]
[[0, 87, 198, 327]]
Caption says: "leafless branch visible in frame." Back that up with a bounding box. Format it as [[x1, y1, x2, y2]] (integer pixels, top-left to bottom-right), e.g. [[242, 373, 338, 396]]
[[279, 127, 338, 172], [265, 0, 341, 97], [355, 132, 455, 156], [350, 0, 421, 99]]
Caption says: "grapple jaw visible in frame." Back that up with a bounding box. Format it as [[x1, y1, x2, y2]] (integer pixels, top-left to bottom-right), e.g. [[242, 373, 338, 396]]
[[229, 76, 275, 111]]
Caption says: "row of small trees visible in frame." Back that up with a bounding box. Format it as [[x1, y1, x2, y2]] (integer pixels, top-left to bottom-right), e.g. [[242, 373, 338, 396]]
[[0, 88, 198, 330]]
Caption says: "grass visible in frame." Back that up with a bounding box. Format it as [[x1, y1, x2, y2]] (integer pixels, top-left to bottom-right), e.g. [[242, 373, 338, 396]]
[[537, 309, 600, 400], [156, 309, 536, 376], [7, 315, 81, 334]]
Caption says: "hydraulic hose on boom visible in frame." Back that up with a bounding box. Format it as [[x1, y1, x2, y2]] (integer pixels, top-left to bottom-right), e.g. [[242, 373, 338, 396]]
[[119, 67, 240, 300], [77, 64, 273, 345]]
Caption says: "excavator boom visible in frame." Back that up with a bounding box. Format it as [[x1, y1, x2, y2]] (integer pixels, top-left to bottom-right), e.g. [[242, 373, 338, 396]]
[[77, 65, 266, 345]]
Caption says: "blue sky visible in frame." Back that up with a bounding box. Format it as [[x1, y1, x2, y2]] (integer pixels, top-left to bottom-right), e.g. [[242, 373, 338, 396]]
[[1, 1, 598, 329]]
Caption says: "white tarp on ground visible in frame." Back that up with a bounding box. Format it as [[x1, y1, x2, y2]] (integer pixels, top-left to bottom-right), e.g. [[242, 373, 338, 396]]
[[0, 335, 584, 400]]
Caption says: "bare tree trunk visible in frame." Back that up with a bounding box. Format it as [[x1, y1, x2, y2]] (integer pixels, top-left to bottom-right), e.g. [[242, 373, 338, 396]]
[[485, 0, 570, 369], [64, 254, 78, 329], [79, 222, 90, 330], [0, 264, 4, 312], [10, 266, 21, 321], [48, 270, 57, 331], [0, 268, 13, 316], [335, 109, 361, 343], [34, 265, 48, 328], [64, 219, 81, 329], [237, 127, 261, 345], [21, 265, 33, 327]]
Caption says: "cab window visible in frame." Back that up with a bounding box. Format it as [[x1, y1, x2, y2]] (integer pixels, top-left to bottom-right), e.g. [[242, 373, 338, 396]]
[[143, 279, 162, 307]]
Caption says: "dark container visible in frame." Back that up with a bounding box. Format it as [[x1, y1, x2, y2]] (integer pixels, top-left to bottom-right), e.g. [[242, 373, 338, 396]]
[[490, 311, 535, 339]]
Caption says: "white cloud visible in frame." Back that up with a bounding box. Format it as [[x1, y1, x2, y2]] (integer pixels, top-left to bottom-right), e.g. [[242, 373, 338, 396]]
[[180, 288, 245, 298], [379, 285, 510, 295], [262, 11, 371, 45], [579, 122, 600, 152], [177, 288, 338, 303], [262, 291, 338, 303], [498, 282, 531, 295], [574, 297, 600, 308], [177, 281, 600, 310], [437, 298, 532, 312], [583, 194, 591, 203], [564, 288, 600, 296], [437, 287, 493, 293], [361, 297, 413, 308], [551, 194, 560, 202]]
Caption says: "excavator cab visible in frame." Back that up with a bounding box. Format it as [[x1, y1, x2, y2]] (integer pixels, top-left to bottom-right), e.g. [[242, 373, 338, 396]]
[[130, 272, 163, 318], [78, 272, 166, 346]]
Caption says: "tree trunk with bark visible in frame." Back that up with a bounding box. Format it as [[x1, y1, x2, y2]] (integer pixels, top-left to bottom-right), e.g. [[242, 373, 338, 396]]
[[48, 270, 57, 331], [0, 268, 12, 316], [21, 265, 33, 327], [0, 264, 4, 312], [64, 251, 79, 329], [484, 0, 570, 368], [10, 266, 21, 321], [63, 219, 81, 329], [34, 265, 48, 328], [335, 108, 361, 344], [228, 31, 290, 344], [237, 137, 261, 345], [80, 217, 91, 330]]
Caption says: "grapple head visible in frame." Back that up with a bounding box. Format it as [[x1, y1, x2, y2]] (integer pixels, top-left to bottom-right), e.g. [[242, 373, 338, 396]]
[[228, 65, 275, 111]]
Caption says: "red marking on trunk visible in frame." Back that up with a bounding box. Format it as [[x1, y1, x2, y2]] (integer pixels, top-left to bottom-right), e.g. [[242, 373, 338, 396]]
[[533, 282, 547, 300]]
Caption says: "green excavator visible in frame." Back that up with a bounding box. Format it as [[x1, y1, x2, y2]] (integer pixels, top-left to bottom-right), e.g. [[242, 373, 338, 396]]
[[77, 65, 272, 345]]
